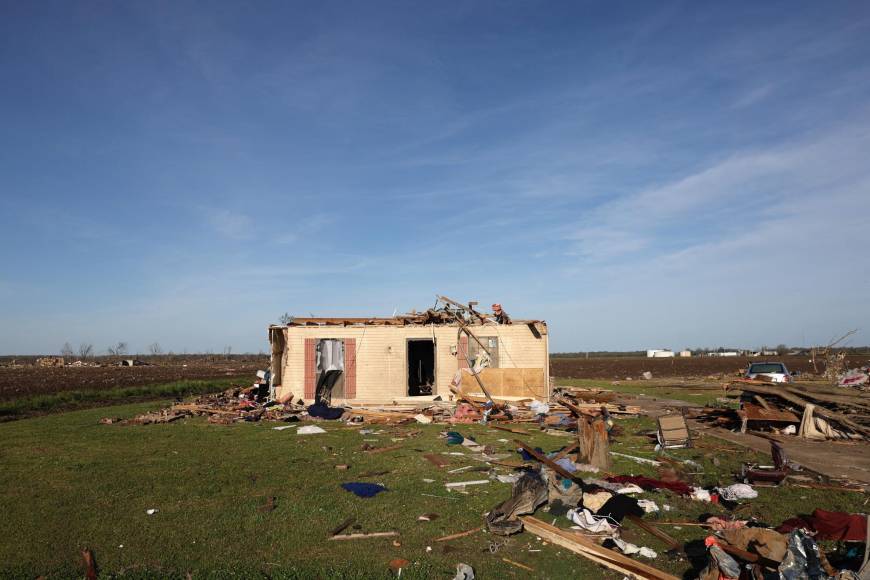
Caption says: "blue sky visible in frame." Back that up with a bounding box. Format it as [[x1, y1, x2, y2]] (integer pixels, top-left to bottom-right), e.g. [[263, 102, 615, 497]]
[[2, 1, 869, 355]]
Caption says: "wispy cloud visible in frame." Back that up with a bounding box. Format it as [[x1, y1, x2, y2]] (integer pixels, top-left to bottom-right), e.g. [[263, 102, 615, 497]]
[[206, 208, 255, 240]]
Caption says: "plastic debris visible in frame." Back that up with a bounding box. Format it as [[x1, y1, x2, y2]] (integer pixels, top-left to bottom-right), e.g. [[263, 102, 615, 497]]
[[340, 482, 388, 498]]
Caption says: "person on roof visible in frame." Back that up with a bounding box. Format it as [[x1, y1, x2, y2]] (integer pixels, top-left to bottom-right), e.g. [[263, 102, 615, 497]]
[[492, 303, 511, 325]]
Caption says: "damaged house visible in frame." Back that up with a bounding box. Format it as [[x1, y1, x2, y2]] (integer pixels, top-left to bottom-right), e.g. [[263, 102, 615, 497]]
[[267, 299, 549, 405]]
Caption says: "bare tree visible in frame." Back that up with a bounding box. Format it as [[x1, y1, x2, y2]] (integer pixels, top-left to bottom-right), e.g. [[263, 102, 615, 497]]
[[223, 345, 233, 359], [279, 312, 294, 324], [78, 343, 94, 359], [60, 342, 74, 358], [148, 342, 162, 356], [107, 342, 128, 356]]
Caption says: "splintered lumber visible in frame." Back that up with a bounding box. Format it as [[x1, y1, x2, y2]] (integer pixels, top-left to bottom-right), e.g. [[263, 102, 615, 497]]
[[346, 409, 417, 423], [328, 531, 399, 541], [502, 558, 534, 572], [737, 384, 870, 437], [577, 417, 612, 470], [514, 440, 585, 484], [521, 517, 680, 580], [434, 526, 482, 542], [444, 480, 490, 488], [171, 404, 240, 417], [557, 397, 641, 416], [557, 396, 599, 417]]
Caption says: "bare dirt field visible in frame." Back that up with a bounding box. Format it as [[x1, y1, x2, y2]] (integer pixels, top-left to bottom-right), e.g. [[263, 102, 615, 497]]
[[550, 354, 869, 380], [0, 357, 266, 401]]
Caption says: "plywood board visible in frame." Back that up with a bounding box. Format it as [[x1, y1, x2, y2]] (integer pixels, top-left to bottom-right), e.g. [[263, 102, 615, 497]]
[[460, 368, 546, 399]]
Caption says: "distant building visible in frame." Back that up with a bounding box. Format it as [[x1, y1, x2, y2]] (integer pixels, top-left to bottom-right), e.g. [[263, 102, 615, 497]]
[[646, 349, 675, 358], [709, 351, 739, 357], [678, 350, 692, 357]]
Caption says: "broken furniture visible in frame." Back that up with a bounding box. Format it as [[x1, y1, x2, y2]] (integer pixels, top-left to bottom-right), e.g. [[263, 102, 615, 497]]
[[656, 411, 693, 449]]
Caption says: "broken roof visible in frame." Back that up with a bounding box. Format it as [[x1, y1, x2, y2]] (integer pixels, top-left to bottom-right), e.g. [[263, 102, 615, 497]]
[[270, 296, 547, 329], [273, 311, 546, 328]]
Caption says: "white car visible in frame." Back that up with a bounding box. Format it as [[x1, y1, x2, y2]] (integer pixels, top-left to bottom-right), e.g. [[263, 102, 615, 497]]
[[745, 362, 792, 383]]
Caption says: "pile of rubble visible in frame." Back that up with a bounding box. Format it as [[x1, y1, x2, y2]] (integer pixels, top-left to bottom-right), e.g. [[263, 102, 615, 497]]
[[694, 378, 870, 441]]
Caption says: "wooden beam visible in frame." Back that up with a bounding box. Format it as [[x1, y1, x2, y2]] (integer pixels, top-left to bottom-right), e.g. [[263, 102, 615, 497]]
[[434, 526, 482, 542], [514, 440, 585, 484], [521, 517, 680, 580], [328, 531, 399, 541]]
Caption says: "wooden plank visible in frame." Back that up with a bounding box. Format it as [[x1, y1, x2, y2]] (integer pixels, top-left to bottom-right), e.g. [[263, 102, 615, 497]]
[[434, 526, 482, 542], [737, 384, 870, 437], [521, 517, 680, 580], [328, 531, 399, 541], [514, 440, 584, 484]]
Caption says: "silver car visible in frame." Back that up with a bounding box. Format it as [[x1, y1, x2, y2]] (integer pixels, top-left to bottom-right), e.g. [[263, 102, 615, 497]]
[[745, 362, 792, 383]]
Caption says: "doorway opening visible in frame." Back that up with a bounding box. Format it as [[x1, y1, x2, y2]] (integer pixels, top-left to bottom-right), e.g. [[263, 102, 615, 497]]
[[407, 339, 435, 396]]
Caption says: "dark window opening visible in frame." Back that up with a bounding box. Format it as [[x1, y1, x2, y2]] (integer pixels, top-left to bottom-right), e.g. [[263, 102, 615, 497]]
[[408, 339, 435, 396]]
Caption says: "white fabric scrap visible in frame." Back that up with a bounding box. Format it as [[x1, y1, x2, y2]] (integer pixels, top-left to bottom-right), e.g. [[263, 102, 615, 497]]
[[617, 484, 645, 495], [567, 508, 617, 534], [690, 487, 712, 502], [717, 483, 757, 501], [610, 452, 661, 466], [297, 425, 326, 435], [613, 538, 657, 559], [637, 499, 659, 513]]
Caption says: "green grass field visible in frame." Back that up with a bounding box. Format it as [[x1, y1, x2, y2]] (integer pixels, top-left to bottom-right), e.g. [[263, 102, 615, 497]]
[[2, 397, 866, 579], [0, 379, 240, 421]]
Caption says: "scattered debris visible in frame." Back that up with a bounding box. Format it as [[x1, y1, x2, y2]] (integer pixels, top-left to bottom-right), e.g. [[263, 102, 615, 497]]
[[340, 482, 388, 498], [328, 531, 399, 541], [451, 563, 475, 580]]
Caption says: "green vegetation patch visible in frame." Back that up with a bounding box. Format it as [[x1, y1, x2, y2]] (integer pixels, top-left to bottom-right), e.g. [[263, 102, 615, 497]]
[[0, 379, 238, 420]]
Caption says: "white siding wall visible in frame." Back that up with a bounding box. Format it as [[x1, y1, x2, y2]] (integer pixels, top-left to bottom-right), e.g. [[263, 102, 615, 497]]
[[276, 322, 548, 403]]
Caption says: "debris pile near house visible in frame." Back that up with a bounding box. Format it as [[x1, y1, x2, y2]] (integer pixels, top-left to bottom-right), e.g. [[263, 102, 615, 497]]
[[693, 378, 870, 441]]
